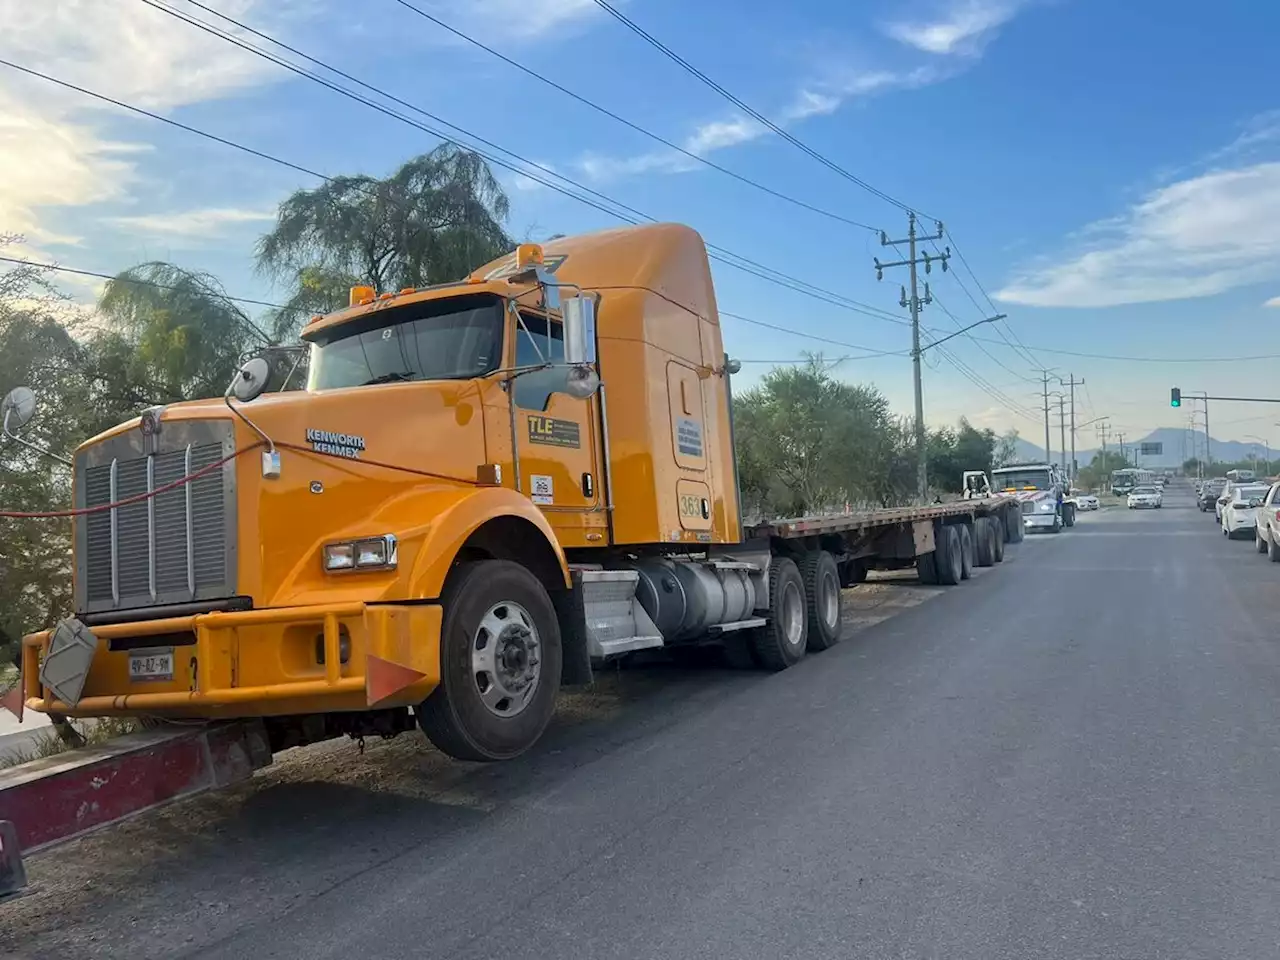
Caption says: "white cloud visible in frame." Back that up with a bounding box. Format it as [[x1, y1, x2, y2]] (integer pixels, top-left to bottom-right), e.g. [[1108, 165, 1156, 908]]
[[997, 162, 1280, 308], [106, 206, 276, 240], [685, 117, 767, 155], [1265, 296, 1280, 308], [0, 0, 308, 255], [883, 0, 1026, 56], [434, 0, 605, 41]]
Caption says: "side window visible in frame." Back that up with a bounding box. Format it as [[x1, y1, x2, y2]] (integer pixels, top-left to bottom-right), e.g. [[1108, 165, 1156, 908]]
[[513, 313, 565, 411]]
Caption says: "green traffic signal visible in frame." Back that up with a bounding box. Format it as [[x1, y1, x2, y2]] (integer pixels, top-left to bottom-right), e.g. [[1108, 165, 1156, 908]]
[[1171, 387, 1181, 407]]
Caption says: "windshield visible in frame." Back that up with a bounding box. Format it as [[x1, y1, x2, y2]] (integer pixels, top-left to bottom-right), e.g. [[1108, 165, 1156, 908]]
[[307, 294, 503, 390], [1235, 487, 1268, 501], [993, 469, 1052, 490]]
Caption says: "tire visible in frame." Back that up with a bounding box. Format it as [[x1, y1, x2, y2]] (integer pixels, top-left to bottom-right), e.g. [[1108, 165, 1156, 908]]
[[991, 519, 1005, 563], [416, 560, 562, 762], [936, 526, 963, 585], [958, 524, 974, 580], [800, 551, 842, 651], [749, 558, 808, 671], [1064, 503, 1076, 527], [1258, 529, 1269, 554], [1050, 512, 1063, 533], [974, 517, 996, 567], [917, 550, 939, 585], [1003, 505, 1024, 544], [1269, 533, 1280, 563]]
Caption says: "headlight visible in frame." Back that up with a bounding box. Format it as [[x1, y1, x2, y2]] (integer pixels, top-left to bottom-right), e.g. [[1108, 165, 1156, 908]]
[[1038, 501, 1054, 512], [323, 534, 398, 572]]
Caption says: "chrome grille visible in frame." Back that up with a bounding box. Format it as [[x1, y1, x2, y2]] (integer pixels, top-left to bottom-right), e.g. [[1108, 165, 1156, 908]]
[[76, 420, 237, 614]]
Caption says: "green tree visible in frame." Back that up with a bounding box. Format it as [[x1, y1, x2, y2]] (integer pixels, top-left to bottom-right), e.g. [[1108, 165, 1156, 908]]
[[256, 146, 512, 318], [734, 359, 903, 516], [994, 428, 1020, 467]]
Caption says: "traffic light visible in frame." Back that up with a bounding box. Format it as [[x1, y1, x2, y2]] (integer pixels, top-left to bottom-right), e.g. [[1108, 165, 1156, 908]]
[[1171, 387, 1181, 408]]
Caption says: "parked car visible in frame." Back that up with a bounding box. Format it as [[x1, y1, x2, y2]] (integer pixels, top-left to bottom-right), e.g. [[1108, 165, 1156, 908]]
[[1214, 480, 1242, 521], [1074, 494, 1100, 511], [1128, 485, 1162, 509], [1199, 478, 1226, 512], [1253, 482, 1280, 560], [1223, 485, 1271, 538]]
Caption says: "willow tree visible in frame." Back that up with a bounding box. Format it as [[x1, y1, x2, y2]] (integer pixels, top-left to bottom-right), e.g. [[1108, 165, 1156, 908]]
[[93, 262, 276, 406], [255, 145, 513, 318]]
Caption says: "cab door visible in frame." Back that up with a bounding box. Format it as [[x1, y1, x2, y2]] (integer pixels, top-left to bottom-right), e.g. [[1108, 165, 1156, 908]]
[[510, 312, 607, 547]]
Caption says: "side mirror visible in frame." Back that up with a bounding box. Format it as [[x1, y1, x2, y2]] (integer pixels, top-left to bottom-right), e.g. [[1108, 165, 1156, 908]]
[[1, 386, 36, 434], [558, 365, 601, 400], [562, 296, 597, 366], [228, 357, 272, 403]]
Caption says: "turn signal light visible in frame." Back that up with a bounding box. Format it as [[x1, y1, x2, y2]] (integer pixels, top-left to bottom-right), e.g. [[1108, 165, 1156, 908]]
[[515, 243, 544, 270], [349, 285, 376, 306]]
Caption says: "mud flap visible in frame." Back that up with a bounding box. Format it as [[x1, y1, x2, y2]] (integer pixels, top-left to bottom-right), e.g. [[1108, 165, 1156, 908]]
[[553, 572, 594, 686]]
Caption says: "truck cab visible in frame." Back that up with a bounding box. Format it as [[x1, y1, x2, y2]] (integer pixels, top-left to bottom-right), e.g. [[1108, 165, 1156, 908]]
[[990, 462, 1073, 533]]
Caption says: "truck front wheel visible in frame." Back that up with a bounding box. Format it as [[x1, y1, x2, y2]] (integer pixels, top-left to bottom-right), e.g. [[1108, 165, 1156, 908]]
[[417, 560, 562, 762], [750, 558, 808, 671]]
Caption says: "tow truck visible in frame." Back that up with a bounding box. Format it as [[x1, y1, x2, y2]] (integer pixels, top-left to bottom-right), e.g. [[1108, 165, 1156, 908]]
[[991, 461, 1075, 533]]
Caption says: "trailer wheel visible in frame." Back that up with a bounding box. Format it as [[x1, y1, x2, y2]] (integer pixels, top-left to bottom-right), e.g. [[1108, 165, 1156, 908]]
[[416, 560, 562, 762], [958, 524, 974, 580], [936, 526, 963, 585], [991, 518, 1005, 563], [916, 551, 939, 585], [1003, 504, 1024, 543], [750, 558, 808, 671], [800, 551, 842, 651], [974, 517, 996, 567]]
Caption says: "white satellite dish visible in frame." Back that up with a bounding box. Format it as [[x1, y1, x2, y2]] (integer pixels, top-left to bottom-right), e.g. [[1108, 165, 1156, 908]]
[[1, 386, 36, 432], [229, 357, 272, 403]]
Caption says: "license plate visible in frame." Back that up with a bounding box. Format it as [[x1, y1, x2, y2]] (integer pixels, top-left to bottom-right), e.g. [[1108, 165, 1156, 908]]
[[129, 648, 174, 682]]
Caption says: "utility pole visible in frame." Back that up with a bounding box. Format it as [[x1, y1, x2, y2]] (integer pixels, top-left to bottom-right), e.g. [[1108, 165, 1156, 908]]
[[1035, 369, 1058, 465], [874, 213, 949, 502], [1117, 433, 1127, 465], [1059, 374, 1084, 483], [1051, 393, 1068, 476]]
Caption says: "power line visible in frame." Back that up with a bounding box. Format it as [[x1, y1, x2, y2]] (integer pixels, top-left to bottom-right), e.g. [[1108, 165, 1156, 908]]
[[587, 0, 924, 217], [942, 228, 1043, 367], [927, 236, 1039, 369], [134, 0, 908, 329], [387, 0, 881, 234], [0, 255, 900, 358], [0, 255, 275, 343]]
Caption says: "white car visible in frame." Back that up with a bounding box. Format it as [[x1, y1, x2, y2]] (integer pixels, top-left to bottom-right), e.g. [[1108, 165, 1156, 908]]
[[1074, 494, 1100, 511], [1127, 485, 1162, 509], [1222, 485, 1271, 539]]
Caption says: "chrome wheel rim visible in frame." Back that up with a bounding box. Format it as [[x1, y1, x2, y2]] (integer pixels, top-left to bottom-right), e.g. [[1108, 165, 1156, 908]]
[[820, 569, 839, 629], [471, 601, 541, 718], [781, 580, 804, 648]]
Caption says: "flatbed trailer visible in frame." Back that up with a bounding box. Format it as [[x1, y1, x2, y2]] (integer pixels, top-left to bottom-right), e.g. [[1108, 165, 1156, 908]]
[[746, 495, 1023, 589]]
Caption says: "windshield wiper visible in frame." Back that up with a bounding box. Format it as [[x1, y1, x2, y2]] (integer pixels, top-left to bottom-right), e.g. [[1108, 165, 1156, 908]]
[[359, 372, 415, 386]]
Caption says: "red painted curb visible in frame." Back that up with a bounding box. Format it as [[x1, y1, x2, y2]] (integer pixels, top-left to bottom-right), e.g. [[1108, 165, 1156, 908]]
[[0, 721, 271, 854]]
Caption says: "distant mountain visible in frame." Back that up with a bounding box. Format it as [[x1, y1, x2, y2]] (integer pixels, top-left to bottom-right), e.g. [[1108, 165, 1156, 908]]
[[1002, 428, 1264, 471]]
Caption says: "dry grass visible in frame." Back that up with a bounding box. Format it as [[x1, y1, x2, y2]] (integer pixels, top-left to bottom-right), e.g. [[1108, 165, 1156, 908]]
[[0, 717, 140, 770]]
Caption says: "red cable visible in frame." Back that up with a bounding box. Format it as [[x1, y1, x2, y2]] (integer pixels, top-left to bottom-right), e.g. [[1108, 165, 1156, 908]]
[[0, 444, 263, 518]]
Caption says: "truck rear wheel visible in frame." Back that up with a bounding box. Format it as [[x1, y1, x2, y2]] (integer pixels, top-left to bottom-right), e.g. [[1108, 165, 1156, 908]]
[[416, 560, 562, 762], [750, 558, 808, 671], [936, 526, 963, 585], [991, 519, 1005, 562], [974, 517, 996, 567], [800, 551, 842, 651], [958, 524, 974, 579]]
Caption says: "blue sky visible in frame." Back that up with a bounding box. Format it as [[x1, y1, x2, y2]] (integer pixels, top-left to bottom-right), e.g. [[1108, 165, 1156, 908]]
[[5, 0, 1280, 452]]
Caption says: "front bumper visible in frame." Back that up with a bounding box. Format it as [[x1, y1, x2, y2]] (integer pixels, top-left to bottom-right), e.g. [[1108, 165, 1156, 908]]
[[1023, 513, 1058, 528], [22, 602, 442, 719]]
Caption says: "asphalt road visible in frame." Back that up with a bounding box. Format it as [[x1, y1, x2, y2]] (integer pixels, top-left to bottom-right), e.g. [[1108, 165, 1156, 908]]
[[7, 482, 1280, 959]]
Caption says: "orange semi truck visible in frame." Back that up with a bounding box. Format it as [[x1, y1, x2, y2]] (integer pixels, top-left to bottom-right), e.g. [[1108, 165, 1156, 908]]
[[16, 223, 1023, 763]]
